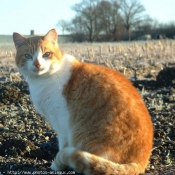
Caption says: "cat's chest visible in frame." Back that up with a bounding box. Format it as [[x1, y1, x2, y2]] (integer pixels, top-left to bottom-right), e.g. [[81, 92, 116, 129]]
[[31, 84, 63, 115], [30, 83, 61, 114], [28, 78, 69, 132]]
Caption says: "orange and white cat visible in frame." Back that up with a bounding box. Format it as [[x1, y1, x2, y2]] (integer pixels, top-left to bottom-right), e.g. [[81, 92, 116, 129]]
[[13, 29, 153, 175]]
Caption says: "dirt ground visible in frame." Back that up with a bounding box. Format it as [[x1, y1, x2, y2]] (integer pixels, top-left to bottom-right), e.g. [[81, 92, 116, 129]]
[[0, 60, 175, 175]]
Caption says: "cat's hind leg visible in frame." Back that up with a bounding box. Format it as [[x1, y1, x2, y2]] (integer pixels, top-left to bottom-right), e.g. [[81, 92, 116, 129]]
[[51, 147, 142, 175]]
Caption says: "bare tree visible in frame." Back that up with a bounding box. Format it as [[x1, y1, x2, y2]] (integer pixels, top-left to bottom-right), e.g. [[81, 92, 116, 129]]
[[108, 0, 123, 40], [71, 0, 124, 41], [57, 20, 69, 35], [95, 0, 123, 41], [71, 15, 85, 34], [60, 0, 148, 41], [119, 0, 145, 40], [71, 0, 102, 42], [93, 1, 122, 41], [136, 16, 153, 32]]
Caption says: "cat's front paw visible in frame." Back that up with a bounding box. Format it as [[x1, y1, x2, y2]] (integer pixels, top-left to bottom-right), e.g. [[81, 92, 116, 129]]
[[51, 160, 65, 171], [50, 152, 66, 171], [51, 162, 66, 175], [51, 161, 59, 171]]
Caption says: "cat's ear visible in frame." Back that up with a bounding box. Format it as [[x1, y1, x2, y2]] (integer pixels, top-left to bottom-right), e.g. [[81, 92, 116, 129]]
[[13, 33, 26, 50], [44, 29, 58, 44]]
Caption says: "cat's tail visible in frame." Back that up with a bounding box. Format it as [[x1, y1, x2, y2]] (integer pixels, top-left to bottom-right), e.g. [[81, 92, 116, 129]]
[[51, 147, 144, 175]]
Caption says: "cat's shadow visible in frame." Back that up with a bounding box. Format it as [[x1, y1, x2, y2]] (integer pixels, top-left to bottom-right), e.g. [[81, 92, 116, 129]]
[[132, 79, 158, 91]]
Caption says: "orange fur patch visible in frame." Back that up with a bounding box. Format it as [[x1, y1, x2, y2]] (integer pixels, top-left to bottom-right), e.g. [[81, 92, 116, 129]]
[[63, 61, 153, 174]]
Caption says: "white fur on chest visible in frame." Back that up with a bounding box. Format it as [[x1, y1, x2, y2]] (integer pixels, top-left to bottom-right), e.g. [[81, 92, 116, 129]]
[[25, 54, 74, 149]]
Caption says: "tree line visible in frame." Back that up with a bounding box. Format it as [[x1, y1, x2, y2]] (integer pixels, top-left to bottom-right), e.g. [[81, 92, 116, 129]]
[[57, 0, 175, 42]]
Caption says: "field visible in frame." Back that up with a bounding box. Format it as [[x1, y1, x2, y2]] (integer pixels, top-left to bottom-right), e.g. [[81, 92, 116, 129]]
[[0, 35, 175, 175]]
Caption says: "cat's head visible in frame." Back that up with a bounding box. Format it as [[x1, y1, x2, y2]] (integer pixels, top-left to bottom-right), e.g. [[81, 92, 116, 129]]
[[13, 29, 63, 78]]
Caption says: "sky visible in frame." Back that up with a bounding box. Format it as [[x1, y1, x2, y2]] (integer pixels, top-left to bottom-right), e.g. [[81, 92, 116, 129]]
[[0, 0, 175, 35]]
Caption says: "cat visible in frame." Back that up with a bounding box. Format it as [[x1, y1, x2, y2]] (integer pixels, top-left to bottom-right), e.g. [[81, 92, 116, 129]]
[[13, 29, 153, 175]]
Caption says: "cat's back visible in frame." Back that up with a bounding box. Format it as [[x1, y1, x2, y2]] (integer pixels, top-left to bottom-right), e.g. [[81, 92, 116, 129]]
[[64, 60, 145, 106], [63, 60, 153, 137], [64, 60, 152, 126], [63, 60, 153, 169], [64, 60, 151, 120]]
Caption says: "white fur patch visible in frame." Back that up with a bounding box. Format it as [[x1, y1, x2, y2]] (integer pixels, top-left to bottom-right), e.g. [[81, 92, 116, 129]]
[[33, 50, 40, 60], [50, 162, 58, 171], [20, 54, 75, 149]]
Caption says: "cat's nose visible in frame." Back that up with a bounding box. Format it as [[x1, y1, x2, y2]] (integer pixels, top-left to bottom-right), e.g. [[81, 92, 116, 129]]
[[35, 63, 41, 68]]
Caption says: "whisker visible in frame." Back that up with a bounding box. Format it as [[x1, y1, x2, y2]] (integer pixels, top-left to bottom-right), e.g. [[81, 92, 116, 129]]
[[25, 74, 30, 82]]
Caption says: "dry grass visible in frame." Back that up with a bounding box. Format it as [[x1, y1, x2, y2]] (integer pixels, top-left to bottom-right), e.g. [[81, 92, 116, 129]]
[[51, 40, 175, 83], [1, 39, 175, 80]]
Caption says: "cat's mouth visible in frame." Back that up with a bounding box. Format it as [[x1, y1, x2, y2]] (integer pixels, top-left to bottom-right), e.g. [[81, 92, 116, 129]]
[[30, 67, 47, 75]]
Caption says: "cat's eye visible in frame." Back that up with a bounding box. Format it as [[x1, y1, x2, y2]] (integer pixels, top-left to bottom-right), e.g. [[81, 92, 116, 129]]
[[25, 54, 33, 60], [43, 52, 51, 58]]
